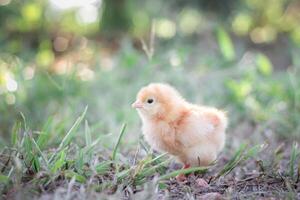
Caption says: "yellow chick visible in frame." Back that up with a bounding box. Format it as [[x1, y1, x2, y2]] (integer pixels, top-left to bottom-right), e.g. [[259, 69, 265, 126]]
[[132, 83, 228, 182]]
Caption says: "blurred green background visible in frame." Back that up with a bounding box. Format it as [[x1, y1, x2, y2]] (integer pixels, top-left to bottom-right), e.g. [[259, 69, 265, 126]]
[[0, 0, 300, 147]]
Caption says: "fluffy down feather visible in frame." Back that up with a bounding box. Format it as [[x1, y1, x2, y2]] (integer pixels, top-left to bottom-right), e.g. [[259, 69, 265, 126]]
[[132, 83, 228, 167]]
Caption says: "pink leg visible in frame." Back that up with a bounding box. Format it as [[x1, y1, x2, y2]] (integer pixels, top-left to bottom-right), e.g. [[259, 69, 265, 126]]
[[183, 164, 191, 169], [176, 164, 190, 182]]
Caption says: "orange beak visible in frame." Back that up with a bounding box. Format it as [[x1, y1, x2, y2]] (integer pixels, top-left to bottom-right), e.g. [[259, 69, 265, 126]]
[[132, 101, 143, 109]]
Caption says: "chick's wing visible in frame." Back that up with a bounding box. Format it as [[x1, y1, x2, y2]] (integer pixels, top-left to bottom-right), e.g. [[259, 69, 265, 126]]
[[176, 107, 221, 148]]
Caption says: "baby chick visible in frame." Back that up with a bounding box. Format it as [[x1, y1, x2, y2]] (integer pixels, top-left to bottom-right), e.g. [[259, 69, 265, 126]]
[[132, 83, 228, 182]]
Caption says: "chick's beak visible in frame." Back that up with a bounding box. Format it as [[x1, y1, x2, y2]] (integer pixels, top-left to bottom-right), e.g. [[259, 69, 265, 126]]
[[132, 101, 143, 109]]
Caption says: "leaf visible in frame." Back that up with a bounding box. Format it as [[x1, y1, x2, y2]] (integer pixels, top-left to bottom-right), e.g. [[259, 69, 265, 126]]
[[256, 53, 273, 76], [216, 27, 235, 61]]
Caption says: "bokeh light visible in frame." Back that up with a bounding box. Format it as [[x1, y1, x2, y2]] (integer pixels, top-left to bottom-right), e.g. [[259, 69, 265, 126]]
[[179, 8, 202, 35], [6, 78, 18, 92], [49, 0, 100, 10], [250, 26, 277, 44], [155, 19, 176, 39], [53, 36, 69, 52], [0, 0, 11, 6], [232, 14, 252, 36], [76, 5, 99, 24]]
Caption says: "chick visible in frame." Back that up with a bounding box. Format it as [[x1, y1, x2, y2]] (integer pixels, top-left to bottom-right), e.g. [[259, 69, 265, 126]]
[[132, 83, 228, 182]]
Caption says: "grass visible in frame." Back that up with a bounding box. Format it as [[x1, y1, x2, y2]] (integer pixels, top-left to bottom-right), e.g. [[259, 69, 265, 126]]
[[0, 33, 300, 199], [0, 105, 299, 199]]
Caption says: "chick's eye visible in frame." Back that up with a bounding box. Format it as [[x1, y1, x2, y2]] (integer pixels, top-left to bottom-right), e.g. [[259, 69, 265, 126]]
[[147, 99, 154, 104]]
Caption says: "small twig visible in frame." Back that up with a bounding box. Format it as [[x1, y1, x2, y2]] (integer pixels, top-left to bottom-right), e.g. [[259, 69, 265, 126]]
[[140, 20, 156, 60], [235, 175, 261, 186]]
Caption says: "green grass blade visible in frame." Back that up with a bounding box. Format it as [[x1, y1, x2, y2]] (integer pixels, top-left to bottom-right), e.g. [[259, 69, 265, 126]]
[[215, 143, 247, 179], [59, 106, 88, 148], [19, 112, 27, 131], [49, 106, 88, 163], [116, 168, 131, 181], [51, 149, 66, 173], [242, 143, 266, 161], [95, 161, 112, 174], [30, 137, 49, 169], [140, 158, 171, 178], [215, 143, 265, 180], [112, 123, 127, 161], [32, 156, 41, 172], [11, 121, 21, 147], [65, 170, 86, 183], [45, 71, 63, 91], [37, 117, 54, 148], [84, 134, 109, 155], [23, 132, 34, 163], [144, 153, 168, 166], [75, 149, 84, 173], [289, 142, 298, 179], [85, 120, 92, 147]]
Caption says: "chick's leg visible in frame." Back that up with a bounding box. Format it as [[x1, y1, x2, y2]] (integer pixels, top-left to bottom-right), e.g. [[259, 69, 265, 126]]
[[176, 164, 190, 182]]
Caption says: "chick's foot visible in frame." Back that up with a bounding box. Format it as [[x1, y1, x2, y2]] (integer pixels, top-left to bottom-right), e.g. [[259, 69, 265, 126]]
[[176, 174, 187, 182]]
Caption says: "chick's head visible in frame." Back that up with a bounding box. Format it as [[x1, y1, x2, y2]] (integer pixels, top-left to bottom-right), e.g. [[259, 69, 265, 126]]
[[132, 83, 185, 120]]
